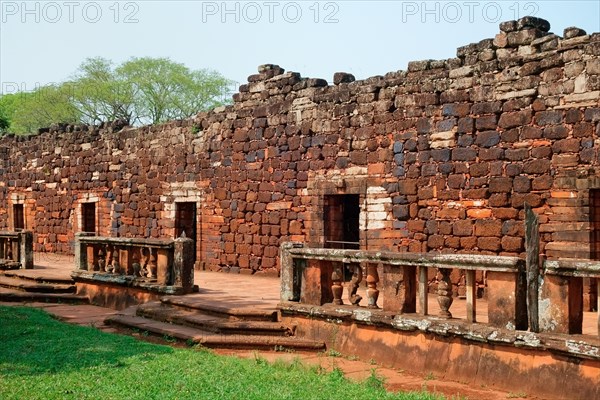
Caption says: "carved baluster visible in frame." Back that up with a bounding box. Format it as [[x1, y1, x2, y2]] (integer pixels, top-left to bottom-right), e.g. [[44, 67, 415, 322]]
[[112, 245, 121, 274], [366, 263, 380, 309], [437, 268, 453, 318], [147, 247, 157, 279], [6, 239, 13, 261], [419, 266, 429, 316], [346, 263, 363, 305], [465, 270, 476, 323], [140, 247, 150, 278], [0, 238, 5, 259], [105, 244, 113, 273], [331, 263, 344, 305], [96, 247, 105, 272]]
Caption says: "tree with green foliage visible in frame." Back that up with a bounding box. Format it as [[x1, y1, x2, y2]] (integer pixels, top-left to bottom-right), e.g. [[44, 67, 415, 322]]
[[66, 57, 134, 125], [0, 107, 10, 134], [116, 57, 231, 125], [0, 57, 232, 134], [2, 85, 80, 134]]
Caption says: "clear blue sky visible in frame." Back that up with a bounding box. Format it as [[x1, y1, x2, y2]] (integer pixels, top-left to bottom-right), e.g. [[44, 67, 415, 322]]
[[1, 1, 599, 94]]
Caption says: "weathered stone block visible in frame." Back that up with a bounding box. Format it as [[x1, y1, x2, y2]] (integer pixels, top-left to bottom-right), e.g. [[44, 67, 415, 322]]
[[453, 220, 473, 236], [539, 274, 583, 334], [487, 270, 527, 330], [301, 259, 334, 306], [489, 177, 513, 193], [382, 264, 416, 313], [498, 110, 532, 128]]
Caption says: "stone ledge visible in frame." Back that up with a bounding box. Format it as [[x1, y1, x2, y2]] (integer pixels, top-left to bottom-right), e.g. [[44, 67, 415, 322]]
[[0, 260, 21, 270], [71, 270, 185, 295], [279, 302, 600, 361], [544, 259, 600, 278], [78, 236, 174, 249], [285, 246, 523, 272]]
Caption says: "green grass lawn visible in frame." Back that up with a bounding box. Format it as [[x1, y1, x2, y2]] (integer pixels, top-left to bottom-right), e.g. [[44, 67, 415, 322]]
[[0, 306, 444, 400]]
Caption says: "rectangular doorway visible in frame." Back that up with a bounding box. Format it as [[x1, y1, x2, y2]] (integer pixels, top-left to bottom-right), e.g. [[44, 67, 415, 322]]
[[591, 189, 600, 260], [82, 203, 97, 234], [323, 194, 360, 250], [175, 202, 197, 263], [13, 204, 24, 231], [589, 190, 600, 311]]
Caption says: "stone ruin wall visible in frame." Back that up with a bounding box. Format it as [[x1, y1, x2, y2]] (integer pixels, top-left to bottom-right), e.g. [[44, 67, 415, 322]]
[[1, 18, 600, 283]]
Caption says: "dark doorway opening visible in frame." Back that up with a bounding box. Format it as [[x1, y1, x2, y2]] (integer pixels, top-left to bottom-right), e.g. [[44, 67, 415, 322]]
[[175, 202, 197, 263], [13, 204, 24, 231], [323, 194, 360, 250], [589, 190, 600, 311], [82, 203, 97, 234]]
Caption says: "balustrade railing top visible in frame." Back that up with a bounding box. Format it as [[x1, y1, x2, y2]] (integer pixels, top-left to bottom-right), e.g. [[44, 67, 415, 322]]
[[284, 245, 523, 272]]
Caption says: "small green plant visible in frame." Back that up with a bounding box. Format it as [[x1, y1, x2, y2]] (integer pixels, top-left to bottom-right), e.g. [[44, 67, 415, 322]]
[[141, 330, 149, 337], [327, 349, 342, 357], [365, 369, 385, 390], [274, 345, 295, 353], [346, 354, 360, 361], [329, 367, 345, 382], [424, 372, 435, 381], [185, 338, 195, 347], [253, 353, 268, 366], [369, 358, 377, 365], [507, 392, 528, 399], [190, 125, 201, 134], [162, 334, 176, 343]]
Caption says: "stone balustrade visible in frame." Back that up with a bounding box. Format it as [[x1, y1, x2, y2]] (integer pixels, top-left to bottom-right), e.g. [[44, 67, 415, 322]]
[[0, 231, 34, 270], [72, 234, 195, 308], [280, 242, 527, 330]]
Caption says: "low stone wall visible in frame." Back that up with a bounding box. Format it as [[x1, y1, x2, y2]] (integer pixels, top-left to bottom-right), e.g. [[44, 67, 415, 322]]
[[280, 307, 600, 400], [72, 234, 195, 309], [0, 231, 33, 269]]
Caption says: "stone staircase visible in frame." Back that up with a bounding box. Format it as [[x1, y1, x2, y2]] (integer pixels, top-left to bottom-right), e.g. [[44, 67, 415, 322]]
[[106, 295, 326, 351], [0, 270, 88, 304]]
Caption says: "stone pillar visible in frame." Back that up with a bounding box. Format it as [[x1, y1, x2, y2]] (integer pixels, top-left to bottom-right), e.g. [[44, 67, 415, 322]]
[[18, 231, 33, 269], [173, 237, 194, 292], [279, 242, 304, 302], [301, 259, 334, 306], [10, 239, 19, 262], [383, 264, 416, 313], [120, 247, 134, 275], [75, 233, 94, 271], [539, 274, 583, 334], [487, 270, 528, 330], [156, 248, 172, 285]]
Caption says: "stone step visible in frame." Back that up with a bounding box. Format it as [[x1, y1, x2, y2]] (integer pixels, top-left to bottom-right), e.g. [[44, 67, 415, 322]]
[[105, 314, 325, 351], [0, 270, 74, 285], [0, 288, 89, 304], [0, 260, 21, 270], [137, 302, 295, 336], [161, 296, 279, 322], [0, 275, 76, 293]]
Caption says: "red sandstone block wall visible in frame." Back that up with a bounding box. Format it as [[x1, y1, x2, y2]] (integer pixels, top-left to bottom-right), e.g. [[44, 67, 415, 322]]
[[0, 18, 599, 281]]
